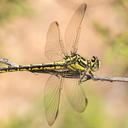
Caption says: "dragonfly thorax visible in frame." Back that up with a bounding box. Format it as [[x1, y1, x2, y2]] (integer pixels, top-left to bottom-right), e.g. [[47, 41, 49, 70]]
[[63, 54, 100, 74], [64, 53, 87, 71]]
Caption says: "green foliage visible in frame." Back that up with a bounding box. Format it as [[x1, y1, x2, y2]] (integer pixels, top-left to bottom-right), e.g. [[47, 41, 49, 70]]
[[113, 33, 128, 58], [0, 98, 44, 128], [3, 116, 32, 128], [93, 22, 111, 41], [0, 0, 32, 24], [93, 22, 128, 73], [112, 0, 128, 23]]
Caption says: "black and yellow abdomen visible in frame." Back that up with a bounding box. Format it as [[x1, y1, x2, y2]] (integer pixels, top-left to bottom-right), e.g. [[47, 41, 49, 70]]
[[0, 61, 66, 73]]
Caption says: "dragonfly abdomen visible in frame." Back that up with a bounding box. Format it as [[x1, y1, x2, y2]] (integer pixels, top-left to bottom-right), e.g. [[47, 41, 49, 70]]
[[0, 63, 65, 73]]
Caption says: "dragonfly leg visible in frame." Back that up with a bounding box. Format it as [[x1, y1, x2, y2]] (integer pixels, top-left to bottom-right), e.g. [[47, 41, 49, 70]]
[[79, 68, 90, 83], [79, 70, 94, 83], [88, 70, 94, 78]]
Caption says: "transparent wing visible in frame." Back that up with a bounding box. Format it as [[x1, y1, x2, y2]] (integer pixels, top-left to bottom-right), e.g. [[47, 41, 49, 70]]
[[44, 75, 63, 126], [65, 3, 87, 54], [64, 78, 88, 112], [45, 21, 67, 61]]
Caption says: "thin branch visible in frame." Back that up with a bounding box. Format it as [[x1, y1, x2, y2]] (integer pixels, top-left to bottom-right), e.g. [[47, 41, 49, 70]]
[[92, 76, 128, 82], [0, 58, 128, 82], [0, 58, 18, 67]]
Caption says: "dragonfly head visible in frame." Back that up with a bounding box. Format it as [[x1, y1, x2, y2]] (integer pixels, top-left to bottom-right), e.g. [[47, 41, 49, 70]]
[[90, 56, 100, 72]]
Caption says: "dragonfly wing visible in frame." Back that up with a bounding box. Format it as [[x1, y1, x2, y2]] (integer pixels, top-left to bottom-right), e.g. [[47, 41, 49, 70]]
[[45, 21, 67, 61], [65, 3, 87, 54], [64, 78, 88, 112], [44, 75, 63, 126]]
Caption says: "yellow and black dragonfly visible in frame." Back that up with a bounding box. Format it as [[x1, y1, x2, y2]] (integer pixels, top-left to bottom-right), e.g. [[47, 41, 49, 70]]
[[0, 3, 100, 125]]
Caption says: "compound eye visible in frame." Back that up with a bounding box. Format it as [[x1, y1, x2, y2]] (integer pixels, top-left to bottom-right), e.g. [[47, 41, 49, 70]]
[[91, 59, 95, 62], [92, 63, 95, 68], [91, 57, 95, 62]]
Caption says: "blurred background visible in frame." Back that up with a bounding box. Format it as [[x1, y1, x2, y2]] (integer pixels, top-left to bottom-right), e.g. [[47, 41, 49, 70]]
[[0, 0, 128, 127]]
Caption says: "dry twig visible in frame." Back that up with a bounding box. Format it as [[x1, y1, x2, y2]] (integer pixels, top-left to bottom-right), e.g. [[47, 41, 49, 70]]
[[92, 76, 128, 82]]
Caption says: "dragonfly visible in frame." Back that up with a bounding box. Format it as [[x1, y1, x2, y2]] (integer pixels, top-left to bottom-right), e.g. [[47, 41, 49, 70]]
[[0, 3, 100, 125]]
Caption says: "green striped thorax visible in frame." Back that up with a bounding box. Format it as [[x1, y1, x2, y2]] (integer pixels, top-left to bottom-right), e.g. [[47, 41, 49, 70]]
[[64, 53, 100, 74]]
